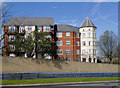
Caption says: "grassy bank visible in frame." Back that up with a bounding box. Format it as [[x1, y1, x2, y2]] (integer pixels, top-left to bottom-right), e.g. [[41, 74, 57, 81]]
[[2, 77, 120, 85]]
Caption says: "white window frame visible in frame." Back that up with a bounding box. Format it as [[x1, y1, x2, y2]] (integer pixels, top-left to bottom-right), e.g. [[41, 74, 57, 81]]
[[57, 41, 62, 46], [88, 33, 91, 37], [56, 32, 62, 37], [66, 41, 70, 45], [9, 26, 16, 32], [66, 32, 70, 36], [82, 49, 85, 54], [38, 26, 42, 32], [89, 49, 91, 54], [66, 49, 70, 53], [76, 50, 79, 55], [28, 26, 32, 30], [57, 49, 63, 55], [19, 26, 24, 33], [45, 35, 51, 39], [9, 35, 15, 41], [9, 45, 15, 50], [89, 41, 91, 46], [43, 26, 51, 32], [76, 33, 79, 38], [76, 41, 79, 46], [82, 33, 85, 38], [83, 41, 86, 46]]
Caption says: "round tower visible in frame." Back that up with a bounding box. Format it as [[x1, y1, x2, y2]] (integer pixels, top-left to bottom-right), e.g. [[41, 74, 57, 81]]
[[79, 17, 97, 63]]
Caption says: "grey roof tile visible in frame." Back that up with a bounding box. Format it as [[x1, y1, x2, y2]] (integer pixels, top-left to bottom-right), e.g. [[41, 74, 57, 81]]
[[80, 17, 97, 28], [54, 24, 79, 32], [5, 17, 54, 26]]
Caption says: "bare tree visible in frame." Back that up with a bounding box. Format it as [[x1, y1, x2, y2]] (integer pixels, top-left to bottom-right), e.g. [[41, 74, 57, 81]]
[[98, 30, 118, 63], [0, 2, 12, 55]]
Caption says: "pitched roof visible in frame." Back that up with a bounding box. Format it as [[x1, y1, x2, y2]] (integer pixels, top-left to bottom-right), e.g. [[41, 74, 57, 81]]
[[80, 17, 97, 28], [54, 24, 79, 32], [5, 17, 54, 26]]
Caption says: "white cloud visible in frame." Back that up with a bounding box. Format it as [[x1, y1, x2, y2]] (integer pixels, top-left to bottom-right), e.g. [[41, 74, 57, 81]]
[[57, 18, 79, 26], [91, 2, 117, 26], [69, 23, 77, 26], [51, 6, 58, 8]]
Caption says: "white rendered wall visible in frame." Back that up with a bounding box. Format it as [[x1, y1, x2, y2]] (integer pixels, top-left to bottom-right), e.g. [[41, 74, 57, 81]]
[[79, 27, 97, 63]]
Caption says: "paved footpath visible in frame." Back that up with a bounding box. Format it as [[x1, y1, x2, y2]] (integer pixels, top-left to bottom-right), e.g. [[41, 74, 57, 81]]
[[1, 81, 120, 88]]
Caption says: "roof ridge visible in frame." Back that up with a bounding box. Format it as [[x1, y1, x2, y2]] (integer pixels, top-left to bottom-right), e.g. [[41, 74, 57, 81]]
[[57, 24, 78, 28]]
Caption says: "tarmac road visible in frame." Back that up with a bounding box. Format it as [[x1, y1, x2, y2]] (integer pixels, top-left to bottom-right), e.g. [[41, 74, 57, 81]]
[[2, 81, 120, 88]]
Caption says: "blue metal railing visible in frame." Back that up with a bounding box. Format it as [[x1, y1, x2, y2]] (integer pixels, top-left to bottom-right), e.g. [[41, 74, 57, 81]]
[[1, 72, 120, 80]]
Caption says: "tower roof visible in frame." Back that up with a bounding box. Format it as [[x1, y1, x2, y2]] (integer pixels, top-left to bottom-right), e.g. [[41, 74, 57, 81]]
[[80, 17, 97, 28]]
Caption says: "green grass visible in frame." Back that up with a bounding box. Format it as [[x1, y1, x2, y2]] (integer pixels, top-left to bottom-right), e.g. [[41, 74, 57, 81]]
[[2, 77, 120, 85]]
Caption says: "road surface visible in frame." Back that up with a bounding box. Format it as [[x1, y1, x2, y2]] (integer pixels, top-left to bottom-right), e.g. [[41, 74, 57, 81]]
[[2, 81, 120, 88]]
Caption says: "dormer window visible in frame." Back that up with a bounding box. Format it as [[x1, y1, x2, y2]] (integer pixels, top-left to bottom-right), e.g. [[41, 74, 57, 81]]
[[19, 26, 24, 33], [9, 26, 17, 32], [28, 26, 32, 30], [38, 26, 42, 32], [43, 26, 51, 32]]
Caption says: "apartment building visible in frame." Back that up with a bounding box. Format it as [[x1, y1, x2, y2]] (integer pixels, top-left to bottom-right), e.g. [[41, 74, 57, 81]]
[[3, 17, 54, 57], [3, 17, 97, 63], [54, 25, 80, 61]]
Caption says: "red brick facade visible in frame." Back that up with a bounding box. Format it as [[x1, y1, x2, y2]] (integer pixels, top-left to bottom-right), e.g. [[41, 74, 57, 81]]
[[55, 32, 81, 61]]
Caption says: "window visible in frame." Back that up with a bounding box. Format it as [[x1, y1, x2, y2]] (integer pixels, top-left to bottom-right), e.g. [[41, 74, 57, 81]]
[[83, 58, 86, 62], [94, 29, 96, 30], [56, 32, 62, 37], [93, 33, 94, 38], [89, 49, 91, 54], [89, 58, 91, 62], [76, 33, 79, 38], [95, 49, 96, 54], [9, 35, 15, 41], [76, 50, 79, 55], [95, 33, 96, 38], [89, 41, 91, 46], [93, 49, 94, 54], [9, 26, 16, 32], [66, 32, 70, 36], [66, 49, 70, 53], [9, 45, 15, 50], [93, 41, 96, 45], [45, 35, 51, 39], [57, 49, 62, 55], [38, 26, 42, 32], [89, 29, 90, 31], [83, 41, 86, 46], [20, 36, 24, 42], [82, 49, 85, 54], [43, 26, 51, 32], [28, 35, 32, 40], [66, 41, 70, 45], [82, 33, 85, 38], [9, 53, 15, 57], [76, 41, 79, 46], [88, 33, 91, 37], [57, 41, 62, 46], [28, 26, 32, 30], [83, 29, 84, 31], [19, 26, 24, 33]]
